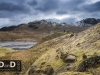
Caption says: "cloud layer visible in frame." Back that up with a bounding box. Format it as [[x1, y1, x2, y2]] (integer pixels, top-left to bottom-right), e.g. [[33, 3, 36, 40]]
[[0, 0, 100, 27]]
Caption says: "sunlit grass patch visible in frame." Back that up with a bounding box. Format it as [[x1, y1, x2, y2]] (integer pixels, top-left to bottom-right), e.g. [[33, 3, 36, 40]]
[[57, 72, 93, 75], [0, 47, 14, 57]]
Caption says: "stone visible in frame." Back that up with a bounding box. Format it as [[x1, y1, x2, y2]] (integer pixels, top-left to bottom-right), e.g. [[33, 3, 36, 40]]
[[60, 52, 76, 63], [65, 54, 76, 63]]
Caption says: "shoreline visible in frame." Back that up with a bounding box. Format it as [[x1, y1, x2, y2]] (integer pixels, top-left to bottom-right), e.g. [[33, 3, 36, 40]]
[[0, 39, 38, 42]]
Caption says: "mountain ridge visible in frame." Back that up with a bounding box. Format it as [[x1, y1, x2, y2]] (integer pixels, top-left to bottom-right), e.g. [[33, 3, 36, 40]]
[[0, 18, 99, 42]]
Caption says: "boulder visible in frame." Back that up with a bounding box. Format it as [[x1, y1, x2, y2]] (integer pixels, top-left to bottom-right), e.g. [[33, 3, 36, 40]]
[[65, 54, 76, 63], [76, 55, 100, 72], [60, 53, 76, 63]]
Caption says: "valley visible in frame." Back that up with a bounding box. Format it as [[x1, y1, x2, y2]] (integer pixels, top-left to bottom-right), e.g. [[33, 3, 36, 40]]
[[0, 20, 100, 75]]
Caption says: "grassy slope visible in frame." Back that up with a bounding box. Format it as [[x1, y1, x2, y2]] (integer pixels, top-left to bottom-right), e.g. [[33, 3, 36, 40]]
[[0, 32, 67, 75], [58, 72, 92, 75], [0, 23, 66, 41], [26, 23, 100, 75], [0, 30, 48, 41]]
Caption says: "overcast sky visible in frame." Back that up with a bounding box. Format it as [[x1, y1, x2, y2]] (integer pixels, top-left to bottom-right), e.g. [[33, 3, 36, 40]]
[[0, 0, 100, 27]]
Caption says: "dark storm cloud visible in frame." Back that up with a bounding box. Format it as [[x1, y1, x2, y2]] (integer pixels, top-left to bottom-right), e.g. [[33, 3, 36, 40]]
[[57, 0, 85, 12], [0, 1, 30, 18], [0, 2, 28, 12], [28, 0, 38, 7], [0, 0, 27, 4], [35, 0, 59, 12], [56, 11, 68, 15], [0, 11, 14, 18], [33, 0, 85, 12], [0, 0, 100, 27], [83, 1, 100, 12]]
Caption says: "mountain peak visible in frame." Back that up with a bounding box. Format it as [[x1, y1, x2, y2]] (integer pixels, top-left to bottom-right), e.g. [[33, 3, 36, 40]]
[[77, 18, 100, 27]]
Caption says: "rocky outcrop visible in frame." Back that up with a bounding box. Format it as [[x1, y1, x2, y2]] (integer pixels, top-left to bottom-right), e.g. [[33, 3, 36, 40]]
[[77, 18, 100, 27], [60, 52, 76, 63], [65, 54, 76, 62], [28, 24, 38, 29], [76, 55, 100, 72], [56, 49, 76, 63], [0, 26, 17, 31]]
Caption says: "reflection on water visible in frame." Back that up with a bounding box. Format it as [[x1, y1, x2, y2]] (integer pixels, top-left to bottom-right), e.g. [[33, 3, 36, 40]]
[[0, 41, 37, 50]]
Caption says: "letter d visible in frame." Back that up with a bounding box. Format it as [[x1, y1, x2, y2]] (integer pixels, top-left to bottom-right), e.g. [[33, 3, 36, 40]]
[[0, 61, 4, 68], [10, 61, 16, 68]]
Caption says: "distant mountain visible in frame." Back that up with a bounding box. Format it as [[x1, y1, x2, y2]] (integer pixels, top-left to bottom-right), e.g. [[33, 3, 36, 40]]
[[77, 18, 100, 27], [0, 20, 76, 41], [0, 18, 99, 41], [0, 19, 86, 32], [1, 18, 100, 32]]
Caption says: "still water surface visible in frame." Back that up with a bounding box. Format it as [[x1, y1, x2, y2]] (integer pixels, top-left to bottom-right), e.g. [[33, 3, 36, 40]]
[[0, 41, 37, 50]]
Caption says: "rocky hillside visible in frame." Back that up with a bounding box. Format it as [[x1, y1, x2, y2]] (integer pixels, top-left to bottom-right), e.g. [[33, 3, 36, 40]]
[[27, 23, 100, 75], [0, 20, 62, 41], [77, 18, 100, 27], [0, 19, 96, 41]]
